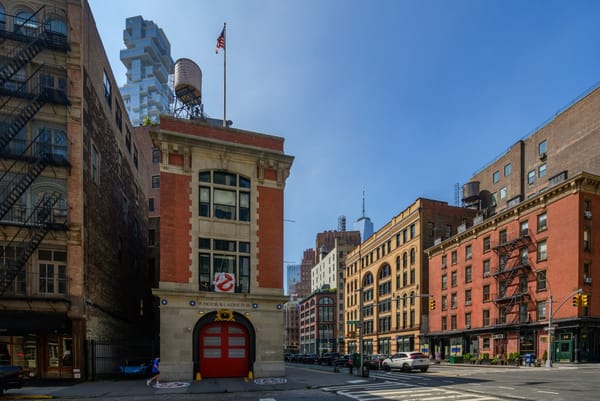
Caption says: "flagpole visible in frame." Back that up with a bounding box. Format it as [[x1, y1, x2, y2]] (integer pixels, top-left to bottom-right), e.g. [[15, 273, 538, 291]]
[[223, 22, 227, 127]]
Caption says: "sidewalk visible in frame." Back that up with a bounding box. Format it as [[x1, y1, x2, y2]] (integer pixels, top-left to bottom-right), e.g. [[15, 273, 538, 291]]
[[5, 364, 374, 399]]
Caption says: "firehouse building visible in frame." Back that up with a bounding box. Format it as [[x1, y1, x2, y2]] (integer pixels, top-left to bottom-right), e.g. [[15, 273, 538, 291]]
[[151, 116, 293, 380]]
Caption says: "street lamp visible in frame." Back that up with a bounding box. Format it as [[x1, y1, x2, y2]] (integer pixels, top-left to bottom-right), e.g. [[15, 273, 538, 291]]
[[544, 286, 582, 368]]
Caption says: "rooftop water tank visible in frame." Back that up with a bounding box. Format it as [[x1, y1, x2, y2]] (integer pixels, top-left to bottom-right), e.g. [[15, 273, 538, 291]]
[[174, 58, 202, 105], [462, 181, 480, 202]]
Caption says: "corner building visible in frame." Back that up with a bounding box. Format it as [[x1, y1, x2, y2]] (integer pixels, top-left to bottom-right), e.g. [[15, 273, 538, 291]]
[[344, 198, 475, 356], [151, 116, 293, 380]]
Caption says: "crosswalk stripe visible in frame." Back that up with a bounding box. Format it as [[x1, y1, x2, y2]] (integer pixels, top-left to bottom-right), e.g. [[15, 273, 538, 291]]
[[333, 385, 503, 401]]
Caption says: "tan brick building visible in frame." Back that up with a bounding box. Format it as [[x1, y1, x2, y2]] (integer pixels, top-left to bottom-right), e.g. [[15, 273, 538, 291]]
[[344, 198, 475, 357], [0, 0, 151, 379], [151, 116, 293, 379]]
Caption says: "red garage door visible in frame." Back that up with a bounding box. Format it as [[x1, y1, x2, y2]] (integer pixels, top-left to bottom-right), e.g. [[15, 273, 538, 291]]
[[199, 322, 249, 378]]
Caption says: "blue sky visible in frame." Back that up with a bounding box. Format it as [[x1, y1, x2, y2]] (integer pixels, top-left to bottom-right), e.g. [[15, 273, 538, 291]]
[[89, 0, 600, 269]]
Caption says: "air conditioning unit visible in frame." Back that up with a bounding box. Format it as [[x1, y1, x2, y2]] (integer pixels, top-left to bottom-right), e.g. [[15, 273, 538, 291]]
[[584, 276, 592, 284], [584, 211, 592, 219]]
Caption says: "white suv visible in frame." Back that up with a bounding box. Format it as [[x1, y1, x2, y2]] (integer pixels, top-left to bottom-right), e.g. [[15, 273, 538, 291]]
[[382, 352, 429, 372]]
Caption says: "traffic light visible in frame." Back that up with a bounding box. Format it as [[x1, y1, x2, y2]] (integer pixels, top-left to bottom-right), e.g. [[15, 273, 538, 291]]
[[572, 295, 580, 307], [581, 294, 589, 307], [429, 299, 436, 310]]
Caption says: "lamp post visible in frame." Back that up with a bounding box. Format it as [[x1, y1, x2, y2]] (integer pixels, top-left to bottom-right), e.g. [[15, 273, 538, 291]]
[[545, 293, 553, 368]]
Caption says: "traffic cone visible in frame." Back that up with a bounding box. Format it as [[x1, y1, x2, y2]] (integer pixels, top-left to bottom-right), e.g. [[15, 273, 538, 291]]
[[195, 372, 202, 381]]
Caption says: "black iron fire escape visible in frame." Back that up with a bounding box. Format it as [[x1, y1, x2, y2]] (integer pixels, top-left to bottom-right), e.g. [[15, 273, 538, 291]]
[[492, 233, 533, 325], [0, 6, 69, 295]]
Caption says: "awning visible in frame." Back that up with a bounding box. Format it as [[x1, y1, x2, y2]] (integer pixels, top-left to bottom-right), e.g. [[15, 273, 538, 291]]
[[0, 311, 70, 335]]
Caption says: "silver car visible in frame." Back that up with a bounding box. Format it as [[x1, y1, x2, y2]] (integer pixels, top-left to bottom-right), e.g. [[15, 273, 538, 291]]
[[382, 351, 429, 372]]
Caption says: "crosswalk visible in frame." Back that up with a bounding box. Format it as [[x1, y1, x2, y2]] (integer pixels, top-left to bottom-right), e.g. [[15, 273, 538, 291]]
[[322, 381, 503, 401]]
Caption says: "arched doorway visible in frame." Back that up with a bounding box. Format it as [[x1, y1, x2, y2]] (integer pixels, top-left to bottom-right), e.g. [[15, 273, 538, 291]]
[[193, 310, 255, 378]]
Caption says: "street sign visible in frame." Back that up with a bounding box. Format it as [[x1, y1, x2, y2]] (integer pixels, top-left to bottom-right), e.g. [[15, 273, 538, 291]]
[[347, 320, 361, 325]]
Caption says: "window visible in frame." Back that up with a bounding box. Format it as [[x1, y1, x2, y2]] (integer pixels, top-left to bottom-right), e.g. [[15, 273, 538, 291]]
[[451, 271, 457, 288], [451, 315, 457, 330], [451, 293, 457, 309], [528, 170, 535, 185], [133, 145, 138, 169], [45, 18, 67, 35], [151, 175, 160, 189], [410, 248, 416, 265], [441, 274, 447, 290], [537, 240, 547, 262], [198, 238, 251, 293], [410, 268, 415, 285], [500, 187, 507, 200], [538, 140, 547, 156], [483, 310, 490, 326], [538, 163, 546, 178], [410, 224, 416, 239], [520, 220, 529, 237], [446, 225, 452, 237], [441, 295, 447, 311], [115, 103, 122, 131], [363, 272, 373, 286], [483, 285, 490, 302], [520, 247, 528, 265], [483, 259, 490, 277], [38, 249, 67, 295], [199, 171, 251, 222], [465, 312, 471, 328], [103, 70, 112, 107], [537, 300, 547, 320], [584, 227, 591, 252], [483, 236, 491, 252], [125, 127, 132, 154], [499, 229, 507, 245], [465, 289, 472, 305], [152, 147, 160, 164], [465, 266, 472, 283], [441, 255, 447, 269], [538, 212, 547, 231], [148, 229, 156, 246], [493, 170, 500, 184], [91, 145, 99, 184], [148, 198, 155, 212], [441, 316, 447, 331], [465, 245, 472, 260], [504, 163, 511, 176], [451, 250, 457, 265]]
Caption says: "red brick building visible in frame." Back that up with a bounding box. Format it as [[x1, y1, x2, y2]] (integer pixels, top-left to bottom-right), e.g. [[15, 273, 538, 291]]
[[151, 116, 293, 379], [427, 173, 599, 363]]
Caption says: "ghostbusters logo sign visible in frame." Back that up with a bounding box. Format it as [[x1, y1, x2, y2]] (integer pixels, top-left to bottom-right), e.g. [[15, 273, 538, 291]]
[[214, 272, 235, 293]]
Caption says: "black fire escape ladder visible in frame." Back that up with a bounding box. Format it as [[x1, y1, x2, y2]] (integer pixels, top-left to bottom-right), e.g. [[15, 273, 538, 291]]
[[0, 134, 54, 220], [0, 192, 61, 295], [0, 6, 48, 86], [0, 64, 48, 151]]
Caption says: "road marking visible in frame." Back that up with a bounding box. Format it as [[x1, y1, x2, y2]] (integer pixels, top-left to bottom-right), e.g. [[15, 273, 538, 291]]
[[498, 386, 515, 390], [260, 399, 277, 401], [537, 390, 560, 394]]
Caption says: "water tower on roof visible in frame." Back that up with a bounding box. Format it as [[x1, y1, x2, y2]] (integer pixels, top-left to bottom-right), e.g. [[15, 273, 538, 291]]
[[171, 58, 204, 119]]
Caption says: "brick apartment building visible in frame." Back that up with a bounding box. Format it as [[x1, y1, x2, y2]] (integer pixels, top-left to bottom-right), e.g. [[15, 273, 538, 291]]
[[0, 0, 151, 379], [150, 115, 293, 380], [426, 84, 600, 363], [343, 198, 475, 356]]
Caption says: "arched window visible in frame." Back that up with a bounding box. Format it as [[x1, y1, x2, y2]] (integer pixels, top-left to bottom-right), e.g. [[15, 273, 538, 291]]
[[378, 264, 391, 279], [410, 248, 416, 265], [402, 252, 408, 268], [363, 272, 373, 286], [402, 293, 407, 307], [395, 256, 400, 271], [410, 291, 416, 305], [45, 17, 67, 35], [15, 10, 38, 34]]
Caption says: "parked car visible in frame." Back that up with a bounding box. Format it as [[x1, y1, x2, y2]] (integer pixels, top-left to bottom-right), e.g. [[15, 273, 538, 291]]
[[333, 354, 353, 369], [301, 353, 318, 364], [119, 360, 150, 377], [318, 352, 341, 365], [284, 353, 295, 362], [364, 354, 387, 370], [0, 365, 24, 395], [382, 352, 430, 372]]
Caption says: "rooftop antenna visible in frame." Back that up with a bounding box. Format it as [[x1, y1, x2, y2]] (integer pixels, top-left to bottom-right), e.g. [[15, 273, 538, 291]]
[[361, 188, 366, 218]]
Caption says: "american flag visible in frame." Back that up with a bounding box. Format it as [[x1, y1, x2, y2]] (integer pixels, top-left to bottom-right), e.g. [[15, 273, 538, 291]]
[[216, 26, 225, 53]]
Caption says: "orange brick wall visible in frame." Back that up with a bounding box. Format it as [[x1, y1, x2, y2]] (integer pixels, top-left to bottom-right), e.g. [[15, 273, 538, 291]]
[[160, 172, 192, 283], [257, 185, 284, 289]]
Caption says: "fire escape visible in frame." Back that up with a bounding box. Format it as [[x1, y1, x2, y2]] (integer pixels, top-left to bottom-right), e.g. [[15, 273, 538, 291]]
[[492, 231, 533, 325], [0, 6, 70, 295]]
